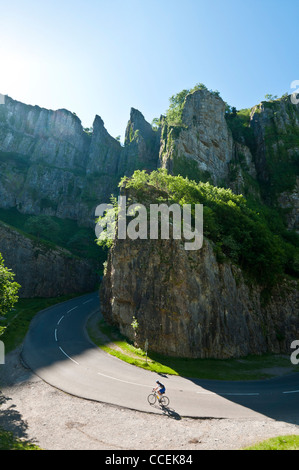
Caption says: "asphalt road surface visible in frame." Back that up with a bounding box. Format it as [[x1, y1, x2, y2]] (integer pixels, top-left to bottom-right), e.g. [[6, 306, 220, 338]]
[[21, 292, 299, 422]]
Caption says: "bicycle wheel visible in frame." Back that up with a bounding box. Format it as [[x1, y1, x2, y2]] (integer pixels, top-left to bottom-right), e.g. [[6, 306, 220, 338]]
[[147, 393, 156, 406], [160, 395, 170, 407]]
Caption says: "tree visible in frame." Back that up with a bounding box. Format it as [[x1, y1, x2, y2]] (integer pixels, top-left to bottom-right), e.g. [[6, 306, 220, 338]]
[[24, 216, 60, 241], [265, 94, 278, 101], [0, 253, 20, 316]]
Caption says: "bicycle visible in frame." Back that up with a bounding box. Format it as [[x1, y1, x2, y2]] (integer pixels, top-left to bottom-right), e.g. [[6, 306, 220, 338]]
[[147, 389, 170, 407]]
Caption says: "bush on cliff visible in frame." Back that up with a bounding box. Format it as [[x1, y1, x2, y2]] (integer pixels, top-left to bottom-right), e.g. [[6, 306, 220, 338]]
[[119, 169, 299, 286], [0, 253, 20, 317]]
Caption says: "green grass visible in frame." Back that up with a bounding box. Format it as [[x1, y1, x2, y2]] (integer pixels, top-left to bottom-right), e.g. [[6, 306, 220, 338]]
[[88, 316, 299, 381], [244, 435, 299, 450], [0, 295, 82, 353], [0, 428, 42, 450], [88, 318, 178, 375]]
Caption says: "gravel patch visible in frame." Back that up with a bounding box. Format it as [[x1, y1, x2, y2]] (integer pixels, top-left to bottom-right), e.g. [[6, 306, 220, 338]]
[[0, 347, 298, 451]]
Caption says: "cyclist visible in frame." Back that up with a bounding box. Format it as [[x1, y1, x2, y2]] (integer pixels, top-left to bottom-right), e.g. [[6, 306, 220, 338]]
[[154, 380, 166, 400]]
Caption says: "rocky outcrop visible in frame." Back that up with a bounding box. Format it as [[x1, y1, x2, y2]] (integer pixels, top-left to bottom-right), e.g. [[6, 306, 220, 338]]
[[0, 97, 160, 227], [250, 97, 299, 228], [119, 108, 160, 175], [87, 115, 122, 176], [0, 222, 98, 298], [278, 177, 299, 233], [101, 235, 298, 359], [159, 89, 234, 185], [0, 97, 90, 170]]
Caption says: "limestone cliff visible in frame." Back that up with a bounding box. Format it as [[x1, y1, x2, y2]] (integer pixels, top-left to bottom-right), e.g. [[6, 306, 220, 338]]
[[159, 89, 234, 185], [101, 235, 298, 359], [0, 222, 97, 298], [250, 97, 299, 232], [0, 91, 297, 230], [0, 96, 159, 227]]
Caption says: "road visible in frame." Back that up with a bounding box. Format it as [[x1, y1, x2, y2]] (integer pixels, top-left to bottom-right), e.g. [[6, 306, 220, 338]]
[[21, 292, 299, 422]]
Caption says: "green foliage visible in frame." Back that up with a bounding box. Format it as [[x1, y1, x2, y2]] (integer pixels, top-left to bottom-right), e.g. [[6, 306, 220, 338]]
[[0, 253, 20, 316], [263, 120, 299, 197], [0, 428, 41, 450], [226, 108, 256, 153], [151, 117, 162, 130], [119, 169, 299, 286], [83, 126, 93, 137], [172, 153, 212, 183], [264, 94, 278, 101], [131, 316, 139, 331], [166, 89, 190, 126], [244, 435, 299, 450], [24, 215, 60, 240], [0, 207, 104, 263], [96, 196, 118, 249]]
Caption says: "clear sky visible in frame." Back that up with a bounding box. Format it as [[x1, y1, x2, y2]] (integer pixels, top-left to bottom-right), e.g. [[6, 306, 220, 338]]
[[0, 0, 298, 140]]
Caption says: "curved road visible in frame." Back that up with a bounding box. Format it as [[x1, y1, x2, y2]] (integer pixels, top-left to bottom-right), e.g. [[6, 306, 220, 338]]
[[21, 292, 299, 421]]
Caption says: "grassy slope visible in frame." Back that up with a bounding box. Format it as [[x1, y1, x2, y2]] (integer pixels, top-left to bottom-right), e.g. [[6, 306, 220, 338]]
[[87, 314, 299, 381]]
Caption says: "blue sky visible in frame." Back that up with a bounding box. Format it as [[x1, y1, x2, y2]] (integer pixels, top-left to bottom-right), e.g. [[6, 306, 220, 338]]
[[0, 0, 298, 140]]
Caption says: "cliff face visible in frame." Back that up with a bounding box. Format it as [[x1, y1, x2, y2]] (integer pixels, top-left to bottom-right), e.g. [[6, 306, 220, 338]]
[[159, 89, 234, 185], [101, 235, 298, 359], [99, 89, 299, 359], [0, 222, 97, 298], [0, 97, 159, 227], [250, 97, 299, 232], [0, 91, 298, 229]]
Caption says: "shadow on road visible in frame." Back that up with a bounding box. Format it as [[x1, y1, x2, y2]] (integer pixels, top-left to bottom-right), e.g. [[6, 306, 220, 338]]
[[181, 373, 299, 425]]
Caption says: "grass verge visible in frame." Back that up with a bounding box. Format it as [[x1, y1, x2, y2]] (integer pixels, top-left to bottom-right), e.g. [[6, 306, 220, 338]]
[[87, 315, 299, 381], [244, 435, 299, 450]]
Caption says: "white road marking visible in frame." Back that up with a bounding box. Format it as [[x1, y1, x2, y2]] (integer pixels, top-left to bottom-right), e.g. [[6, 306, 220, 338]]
[[59, 346, 79, 365], [220, 393, 260, 396], [196, 391, 260, 396], [67, 306, 78, 313], [54, 298, 299, 398], [97, 371, 150, 388]]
